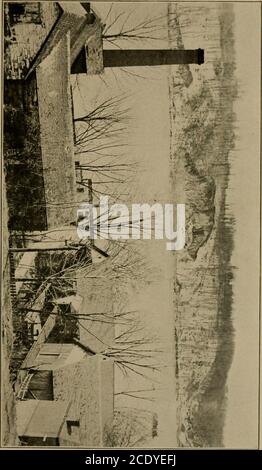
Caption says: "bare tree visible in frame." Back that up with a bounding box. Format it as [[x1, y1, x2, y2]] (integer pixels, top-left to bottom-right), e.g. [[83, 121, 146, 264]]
[[74, 94, 129, 151], [14, 236, 154, 319], [101, 4, 169, 47], [115, 387, 157, 402], [104, 407, 158, 447], [73, 91, 138, 202], [90, 307, 162, 381]]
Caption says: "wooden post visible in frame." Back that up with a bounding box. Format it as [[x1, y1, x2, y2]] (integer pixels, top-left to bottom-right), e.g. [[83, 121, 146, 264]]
[[87, 178, 95, 242], [88, 178, 93, 204]]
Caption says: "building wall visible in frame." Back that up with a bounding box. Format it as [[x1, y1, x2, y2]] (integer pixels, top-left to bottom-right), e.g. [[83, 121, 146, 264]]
[[16, 399, 72, 441], [26, 370, 53, 400], [71, 21, 104, 75], [53, 356, 101, 446], [35, 343, 74, 366], [4, 2, 61, 79], [100, 357, 115, 441], [77, 277, 115, 353], [34, 343, 86, 370], [4, 75, 48, 231], [15, 312, 57, 394], [53, 355, 114, 446], [59, 417, 81, 446], [26, 6, 89, 73]]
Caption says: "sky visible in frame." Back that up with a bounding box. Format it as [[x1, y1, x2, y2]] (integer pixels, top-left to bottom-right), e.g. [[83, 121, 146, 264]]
[[73, 2, 177, 446], [72, 2, 261, 448]]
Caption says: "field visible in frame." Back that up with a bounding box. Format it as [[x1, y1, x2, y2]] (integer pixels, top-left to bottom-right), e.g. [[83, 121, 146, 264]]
[[169, 3, 236, 447]]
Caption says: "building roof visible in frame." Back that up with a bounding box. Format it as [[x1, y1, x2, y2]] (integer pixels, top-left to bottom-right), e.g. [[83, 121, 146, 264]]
[[36, 33, 77, 228], [17, 399, 72, 438], [59, 2, 88, 17], [15, 308, 58, 394], [34, 10, 103, 228], [33, 343, 89, 371]]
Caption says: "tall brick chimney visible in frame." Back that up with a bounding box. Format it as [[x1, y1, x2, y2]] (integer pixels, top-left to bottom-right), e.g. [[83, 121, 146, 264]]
[[71, 47, 204, 74]]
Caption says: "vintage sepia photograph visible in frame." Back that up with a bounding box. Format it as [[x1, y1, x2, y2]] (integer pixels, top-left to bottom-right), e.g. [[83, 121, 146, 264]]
[[1, 1, 261, 449]]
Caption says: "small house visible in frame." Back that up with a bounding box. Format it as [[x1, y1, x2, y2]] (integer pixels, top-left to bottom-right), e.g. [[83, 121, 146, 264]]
[[53, 286, 116, 354], [16, 340, 114, 446]]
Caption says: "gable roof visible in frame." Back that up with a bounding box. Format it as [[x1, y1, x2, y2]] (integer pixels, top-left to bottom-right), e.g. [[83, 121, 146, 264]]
[[36, 33, 77, 228], [59, 2, 88, 17], [17, 400, 72, 438], [14, 309, 58, 395]]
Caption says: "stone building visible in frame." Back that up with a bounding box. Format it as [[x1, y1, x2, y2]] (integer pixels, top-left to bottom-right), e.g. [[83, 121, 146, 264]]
[[4, 2, 103, 231]]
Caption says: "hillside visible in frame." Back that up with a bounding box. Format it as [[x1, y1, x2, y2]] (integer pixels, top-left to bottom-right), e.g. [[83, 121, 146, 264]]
[[168, 3, 237, 447]]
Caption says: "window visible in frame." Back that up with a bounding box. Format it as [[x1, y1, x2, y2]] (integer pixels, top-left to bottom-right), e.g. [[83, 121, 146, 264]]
[[38, 352, 60, 364], [67, 420, 80, 435], [9, 3, 41, 25]]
